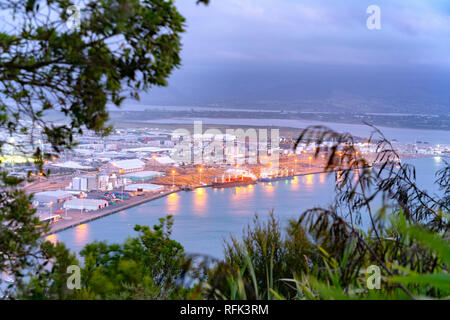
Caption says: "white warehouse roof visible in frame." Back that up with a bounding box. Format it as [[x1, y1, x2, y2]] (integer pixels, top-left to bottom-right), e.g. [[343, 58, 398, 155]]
[[154, 156, 175, 165], [124, 184, 164, 192], [63, 199, 109, 211], [124, 147, 173, 153], [122, 171, 164, 180], [34, 190, 73, 203], [111, 159, 145, 170], [51, 161, 93, 170]]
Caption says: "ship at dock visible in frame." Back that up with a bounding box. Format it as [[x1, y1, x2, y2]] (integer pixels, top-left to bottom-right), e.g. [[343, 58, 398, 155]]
[[213, 168, 257, 188], [212, 179, 257, 188]]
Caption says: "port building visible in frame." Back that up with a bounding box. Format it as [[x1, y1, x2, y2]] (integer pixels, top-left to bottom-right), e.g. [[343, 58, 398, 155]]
[[71, 175, 98, 191], [34, 190, 73, 204], [122, 171, 164, 182], [111, 159, 145, 173], [124, 184, 164, 193], [63, 198, 109, 211]]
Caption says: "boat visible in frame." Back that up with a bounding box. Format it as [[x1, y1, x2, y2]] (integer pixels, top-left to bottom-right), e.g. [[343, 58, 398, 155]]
[[212, 180, 257, 188], [260, 175, 295, 182], [213, 169, 258, 188]]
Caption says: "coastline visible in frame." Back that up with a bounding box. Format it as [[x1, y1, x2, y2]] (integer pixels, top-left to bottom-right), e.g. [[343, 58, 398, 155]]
[[43, 156, 438, 237], [45, 189, 180, 236], [44, 169, 333, 236], [124, 118, 450, 145]]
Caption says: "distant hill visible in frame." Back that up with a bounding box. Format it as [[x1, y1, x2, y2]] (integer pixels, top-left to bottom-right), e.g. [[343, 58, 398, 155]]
[[139, 63, 450, 116]]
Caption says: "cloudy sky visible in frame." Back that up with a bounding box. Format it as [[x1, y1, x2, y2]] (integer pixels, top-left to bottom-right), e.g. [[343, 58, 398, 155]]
[[142, 0, 450, 112]]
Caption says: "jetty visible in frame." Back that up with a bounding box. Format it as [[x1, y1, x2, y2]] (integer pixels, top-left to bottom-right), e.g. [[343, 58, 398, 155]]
[[45, 188, 180, 236]]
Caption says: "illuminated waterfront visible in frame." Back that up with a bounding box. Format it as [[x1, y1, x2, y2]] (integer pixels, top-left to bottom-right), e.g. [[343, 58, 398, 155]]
[[53, 157, 446, 258]]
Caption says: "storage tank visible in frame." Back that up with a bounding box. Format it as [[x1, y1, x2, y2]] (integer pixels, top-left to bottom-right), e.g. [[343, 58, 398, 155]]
[[86, 175, 97, 191], [98, 174, 109, 191], [72, 177, 81, 190], [80, 177, 88, 191]]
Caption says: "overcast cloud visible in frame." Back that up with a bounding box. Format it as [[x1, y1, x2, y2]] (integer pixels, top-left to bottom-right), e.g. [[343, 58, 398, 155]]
[[141, 0, 450, 112]]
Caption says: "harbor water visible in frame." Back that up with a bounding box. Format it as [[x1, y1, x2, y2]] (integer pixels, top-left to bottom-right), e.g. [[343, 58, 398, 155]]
[[50, 157, 446, 259]]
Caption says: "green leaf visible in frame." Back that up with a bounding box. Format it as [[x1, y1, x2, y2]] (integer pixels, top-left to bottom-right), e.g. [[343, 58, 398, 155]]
[[391, 274, 450, 292]]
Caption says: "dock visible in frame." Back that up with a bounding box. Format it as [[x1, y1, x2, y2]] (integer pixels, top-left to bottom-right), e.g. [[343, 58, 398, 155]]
[[44, 168, 352, 237], [45, 188, 180, 236]]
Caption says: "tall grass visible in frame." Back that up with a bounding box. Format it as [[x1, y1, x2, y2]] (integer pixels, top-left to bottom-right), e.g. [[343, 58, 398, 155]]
[[207, 212, 449, 300]]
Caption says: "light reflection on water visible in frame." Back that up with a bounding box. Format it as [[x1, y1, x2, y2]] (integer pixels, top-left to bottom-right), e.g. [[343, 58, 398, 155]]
[[319, 173, 326, 184], [56, 174, 333, 258], [291, 176, 300, 191], [73, 224, 89, 247], [193, 188, 207, 216], [166, 192, 180, 216], [45, 233, 58, 245], [54, 158, 445, 259], [262, 182, 275, 195], [303, 174, 314, 186]]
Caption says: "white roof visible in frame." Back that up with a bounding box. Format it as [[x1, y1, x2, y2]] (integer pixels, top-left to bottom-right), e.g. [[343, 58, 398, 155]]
[[51, 161, 93, 170], [35, 190, 73, 197], [122, 171, 164, 178], [215, 134, 236, 140], [64, 198, 108, 207], [37, 213, 61, 221], [65, 190, 85, 195], [73, 149, 93, 155], [154, 156, 175, 164], [124, 184, 164, 192], [111, 159, 145, 170], [193, 133, 213, 140], [34, 190, 73, 201], [192, 133, 236, 140], [124, 147, 173, 153], [96, 151, 119, 156], [94, 151, 123, 159], [172, 131, 191, 138]]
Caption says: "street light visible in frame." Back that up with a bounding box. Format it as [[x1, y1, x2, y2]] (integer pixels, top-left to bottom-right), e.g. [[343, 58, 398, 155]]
[[171, 170, 175, 187], [152, 155, 157, 168], [199, 167, 203, 184]]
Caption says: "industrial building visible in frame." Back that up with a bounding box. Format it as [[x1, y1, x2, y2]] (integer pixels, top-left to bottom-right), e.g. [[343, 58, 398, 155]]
[[122, 171, 164, 182], [63, 199, 109, 211], [111, 159, 145, 173], [71, 175, 98, 191], [34, 190, 73, 204], [154, 156, 176, 165], [124, 184, 164, 193], [50, 161, 94, 170]]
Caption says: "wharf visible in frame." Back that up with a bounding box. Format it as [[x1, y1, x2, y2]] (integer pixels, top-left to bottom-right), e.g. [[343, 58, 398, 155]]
[[46, 189, 180, 235]]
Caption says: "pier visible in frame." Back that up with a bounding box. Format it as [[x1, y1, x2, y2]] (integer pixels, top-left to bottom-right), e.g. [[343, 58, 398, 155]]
[[44, 168, 332, 236], [45, 188, 180, 235]]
